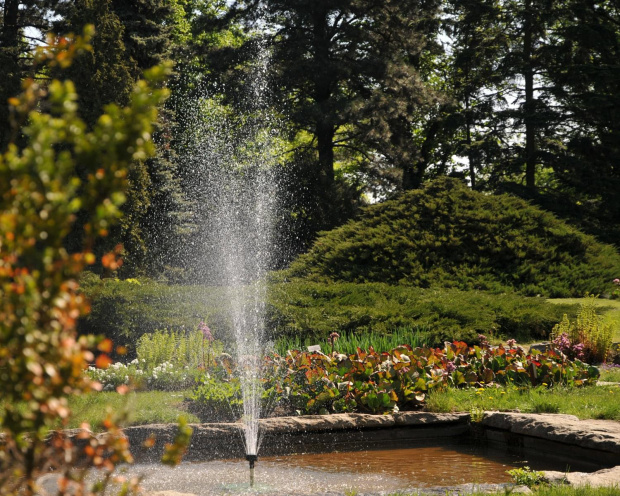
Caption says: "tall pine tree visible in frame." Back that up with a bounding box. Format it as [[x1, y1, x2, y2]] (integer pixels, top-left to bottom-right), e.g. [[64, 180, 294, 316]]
[[0, 1, 62, 147]]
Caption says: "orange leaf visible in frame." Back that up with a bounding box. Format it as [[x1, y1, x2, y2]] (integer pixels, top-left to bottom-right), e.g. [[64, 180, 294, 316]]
[[98, 339, 113, 353], [95, 354, 112, 369], [143, 435, 156, 448]]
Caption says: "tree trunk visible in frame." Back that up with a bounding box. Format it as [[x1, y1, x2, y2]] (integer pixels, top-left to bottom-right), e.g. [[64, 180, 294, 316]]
[[523, 0, 537, 190], [312, 6, 335, 191], [465, 96, 477, 189], [2, 0, 20, 49], [0, 0, 23, 147], [403, 120, 441, 190]]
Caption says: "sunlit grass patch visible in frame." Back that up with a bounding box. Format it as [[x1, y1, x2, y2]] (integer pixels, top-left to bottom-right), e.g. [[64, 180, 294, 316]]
[[425, 384, 620, 420], [599, 364, 620, 382], [66, 390, 198, 431]]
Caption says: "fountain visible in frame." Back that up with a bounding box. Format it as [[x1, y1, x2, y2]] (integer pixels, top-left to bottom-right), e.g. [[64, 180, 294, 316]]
[[175, 42, 280, 485]]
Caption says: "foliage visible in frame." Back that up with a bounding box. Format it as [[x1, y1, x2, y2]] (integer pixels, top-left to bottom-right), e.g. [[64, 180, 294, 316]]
[[275, 327, 428, 356], [188, 375, 243, 422], [507, 466, 547, 488], [85, 359, 201, 392], [0, 0, 64, 148], [80, 276, 572, 350], [425, 384, 619, 421], [200, 0, 442, 197], [136, 327, 222, 371], [270, 340, 598, 415], [281, 178, 620, 298], [551, 296, 615, 363], [78, 276, 235, 349], [86, 325, 223, 391], [268, 281, 571, 345], [0, 32, 190, 495]]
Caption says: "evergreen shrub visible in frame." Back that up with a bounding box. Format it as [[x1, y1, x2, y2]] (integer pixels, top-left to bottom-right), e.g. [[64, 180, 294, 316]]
[[78, 275, 234, 351], [266, 281, 572, 346], [281, 178, 620, 297]]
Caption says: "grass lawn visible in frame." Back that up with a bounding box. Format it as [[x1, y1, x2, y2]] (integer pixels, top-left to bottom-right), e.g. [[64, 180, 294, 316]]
[[426, 384, 620, 420], [397, 488, 620, 496], [65, 381, 620, 431], [548, 298, 620, 341], [600, 365, 620, 382], [66, 390, 199, 430]]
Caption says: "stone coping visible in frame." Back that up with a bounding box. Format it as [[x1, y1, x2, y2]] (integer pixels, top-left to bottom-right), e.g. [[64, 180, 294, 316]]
[[122, 411, 620, 456], [479, 412, 620, 455], [31, 412, 620, 494]]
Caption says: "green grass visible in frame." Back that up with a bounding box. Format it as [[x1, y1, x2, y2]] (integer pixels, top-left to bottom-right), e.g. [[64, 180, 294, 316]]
[[548, 298, 620, 341], [60, 382, 620, 431], [426, 385, 620, 420], [599, 366, 620, 382], [389, 487, 620, 496], [66, 390, 198, 430]]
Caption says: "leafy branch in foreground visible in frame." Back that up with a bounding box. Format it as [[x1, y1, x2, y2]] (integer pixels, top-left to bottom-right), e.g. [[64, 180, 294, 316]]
[[0, 29, 188, 495]]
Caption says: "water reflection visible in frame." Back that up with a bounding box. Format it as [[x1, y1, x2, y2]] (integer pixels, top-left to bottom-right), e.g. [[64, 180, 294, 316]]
[[131, 443, 558, 495]]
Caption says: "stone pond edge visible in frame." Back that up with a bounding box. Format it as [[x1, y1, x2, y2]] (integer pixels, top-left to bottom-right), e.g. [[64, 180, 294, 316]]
[[123, 412, 620, 491]]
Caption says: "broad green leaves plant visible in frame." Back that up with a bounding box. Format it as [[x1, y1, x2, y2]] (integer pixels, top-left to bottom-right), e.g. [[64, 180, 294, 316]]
[[270, 340, 598, 415]]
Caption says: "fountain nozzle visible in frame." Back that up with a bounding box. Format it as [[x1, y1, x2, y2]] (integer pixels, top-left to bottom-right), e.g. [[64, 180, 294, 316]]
[[246, 454, 258, 470]]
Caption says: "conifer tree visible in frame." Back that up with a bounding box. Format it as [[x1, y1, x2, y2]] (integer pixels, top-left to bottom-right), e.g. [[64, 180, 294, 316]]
[[55, 0, 191, 276], [544, 0, 620, 244], [199, 0, 441, 195], [0, 0, 62, 147]]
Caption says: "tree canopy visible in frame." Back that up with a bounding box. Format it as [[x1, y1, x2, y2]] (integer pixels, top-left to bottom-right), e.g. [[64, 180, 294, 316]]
[[1, 0, 620, 277]]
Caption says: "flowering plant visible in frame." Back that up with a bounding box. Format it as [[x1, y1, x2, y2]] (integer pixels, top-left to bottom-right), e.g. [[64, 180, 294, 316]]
[[611, 278, 620, 299], [86, 359, 200, 391]]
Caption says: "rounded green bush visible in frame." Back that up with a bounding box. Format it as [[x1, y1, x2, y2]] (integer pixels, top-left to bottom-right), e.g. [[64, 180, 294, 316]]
[[281, 177, 620, 297]]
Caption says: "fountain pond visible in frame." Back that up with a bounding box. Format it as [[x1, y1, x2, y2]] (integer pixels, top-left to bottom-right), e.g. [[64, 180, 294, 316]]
[[113, 412, 620, 495]]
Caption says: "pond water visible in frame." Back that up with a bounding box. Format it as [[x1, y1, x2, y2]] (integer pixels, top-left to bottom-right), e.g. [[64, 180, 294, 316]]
[[128, 442, 573, 495]]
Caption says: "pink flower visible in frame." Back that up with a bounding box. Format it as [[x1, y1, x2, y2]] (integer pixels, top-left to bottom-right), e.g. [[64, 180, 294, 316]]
[[199, 321, 213, 342], [613, 278, 620, 285]]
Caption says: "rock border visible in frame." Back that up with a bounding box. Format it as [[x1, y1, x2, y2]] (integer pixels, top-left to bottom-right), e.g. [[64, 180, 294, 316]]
[[124, 412, 620, 492]]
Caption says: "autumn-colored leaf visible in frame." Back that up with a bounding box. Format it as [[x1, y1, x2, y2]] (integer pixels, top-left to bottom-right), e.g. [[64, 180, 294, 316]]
[[98, 338, 113, 353], [95, 354, 112, 369]]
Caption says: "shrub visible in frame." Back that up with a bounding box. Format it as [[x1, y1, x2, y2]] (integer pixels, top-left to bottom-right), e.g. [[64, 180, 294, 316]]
[[85, 359, 202, 392], [78, 277, 235, 351], [86, 326, 224, 391], [267, 282, 572, 345], [507, 466, 547, 487], [188, 376, 243, 422], [279, 178, 620, 297], [551, 296, 614, 362], [0, 33, 187, 495]]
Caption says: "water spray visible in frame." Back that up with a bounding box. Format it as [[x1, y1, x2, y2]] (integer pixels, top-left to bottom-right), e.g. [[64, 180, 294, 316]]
[[246, 454, 258, 487]]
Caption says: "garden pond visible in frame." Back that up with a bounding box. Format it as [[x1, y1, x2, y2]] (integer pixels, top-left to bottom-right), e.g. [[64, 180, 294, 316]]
[[126, 440, 594, 495]]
